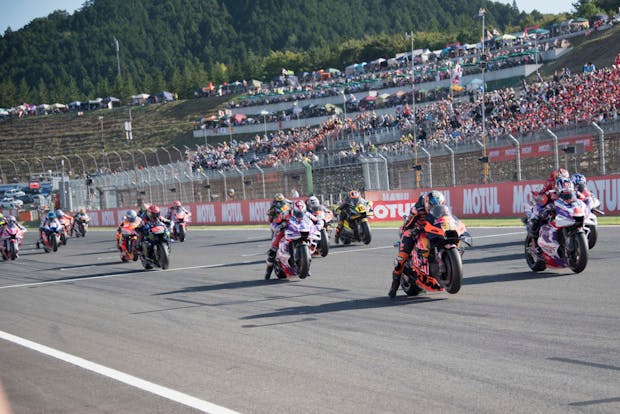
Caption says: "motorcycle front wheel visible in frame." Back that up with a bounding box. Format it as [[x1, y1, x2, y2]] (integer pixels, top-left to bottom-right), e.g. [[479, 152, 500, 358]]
[[295, 244, 311, 279], [10, 241, 18, 260], [361, 221, 372, 245], [440, 248, 463, 294], [569, 232, 588, 273], [524, 235, 546, 272], [178, 226, 185, 242], [156, 243, 170, 270], [52, 236, 58, 252]]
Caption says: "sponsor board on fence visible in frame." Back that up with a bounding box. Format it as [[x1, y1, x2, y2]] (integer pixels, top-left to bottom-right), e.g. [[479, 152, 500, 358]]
[[85, 175, 619, 225]]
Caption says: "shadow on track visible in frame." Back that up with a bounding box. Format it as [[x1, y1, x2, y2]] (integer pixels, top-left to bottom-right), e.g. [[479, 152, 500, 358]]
[[464, 253, 523, 264], [205, 238, 271, 248], [465, 270, 571, 285], [240, 295, 444, 321], [154, 279, 347, 296]]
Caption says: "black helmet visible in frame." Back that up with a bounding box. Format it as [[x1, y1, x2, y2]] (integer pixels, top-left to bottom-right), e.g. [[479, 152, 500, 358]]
[[414, 193, 426, 211]]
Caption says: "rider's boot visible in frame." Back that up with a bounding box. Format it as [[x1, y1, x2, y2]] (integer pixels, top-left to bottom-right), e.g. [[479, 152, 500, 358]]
[[334, 223, 342, 244], [264, 247, 277, 279], [388, 274, 400, 298]]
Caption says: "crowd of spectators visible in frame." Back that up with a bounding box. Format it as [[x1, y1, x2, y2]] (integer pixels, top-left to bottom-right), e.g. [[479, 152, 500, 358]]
[[190, 62, 620, 172]]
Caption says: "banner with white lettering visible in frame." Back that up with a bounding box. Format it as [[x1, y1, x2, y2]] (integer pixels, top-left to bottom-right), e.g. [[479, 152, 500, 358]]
[[366, 173, 620, 220], [85, 175, 619, 226]]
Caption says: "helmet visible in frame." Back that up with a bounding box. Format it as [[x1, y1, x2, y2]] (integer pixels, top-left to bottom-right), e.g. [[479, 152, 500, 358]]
[[148, 205, 161, 220], [79, 208, 86, 214], [139, 203, 150, 213], [414, 193, 426, 212], [556, 178, 575, 201], [349, 190, 360, 200], [47, 211, 56, 220], [172, 200, 181, 207], [274, 193, 285, 202], [424, 190, 446, 212], [292, 200, 307, 218], [549, 168, 569, 182], [126, 210, 138, 222], [308, 196, 320, 209], [571, 173, 587, 192], [7, 215, 16, 222], [55, 209, 64, 218]]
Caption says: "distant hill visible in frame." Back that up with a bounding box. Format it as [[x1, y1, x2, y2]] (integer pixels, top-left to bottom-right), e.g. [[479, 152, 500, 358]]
[[538, 24, 620, 78], [0, 23, 618, 174], [0, 0, 534, 107]]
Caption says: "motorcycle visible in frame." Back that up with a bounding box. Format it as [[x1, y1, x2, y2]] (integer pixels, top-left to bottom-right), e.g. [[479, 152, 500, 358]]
[[118, 222, 139, 262], [524, 195, 588, 274], [38, 221, 62, 253], [272, 215, 316, 279], [169, 209, 190, 242], [583, 195, 604, 249], [311, 208, 332, 257], [399, 205, 472, 296], [72, 213, 90, 238], [338, 199, 373, 245], [0, 221, 26, 260], [58, 216, 72, 246], [140, 220, 172, 270]]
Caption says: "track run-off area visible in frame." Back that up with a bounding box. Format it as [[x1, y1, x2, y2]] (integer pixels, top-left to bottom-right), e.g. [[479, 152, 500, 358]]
[[1, 226, 619, 414]]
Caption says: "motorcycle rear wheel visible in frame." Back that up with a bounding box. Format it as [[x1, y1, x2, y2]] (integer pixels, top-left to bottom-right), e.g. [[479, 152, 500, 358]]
[[586, 224, 597, 250], [441, 248, 463, 294], [524, 235, 546, 272], [569, 232, 588, 273], [319, 229, 329, 257]]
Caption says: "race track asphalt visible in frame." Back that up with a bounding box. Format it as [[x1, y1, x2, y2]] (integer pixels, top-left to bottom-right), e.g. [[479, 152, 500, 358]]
[[0, 226, 619, 414]]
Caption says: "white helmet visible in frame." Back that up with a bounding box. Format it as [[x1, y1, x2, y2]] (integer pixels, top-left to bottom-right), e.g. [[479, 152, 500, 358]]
[[308, 196, 320, 209]]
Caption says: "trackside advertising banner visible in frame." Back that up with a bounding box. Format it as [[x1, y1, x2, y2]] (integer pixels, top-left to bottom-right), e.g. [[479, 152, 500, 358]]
[[364, 173, 620, 221], [85, 174, 619, 226]]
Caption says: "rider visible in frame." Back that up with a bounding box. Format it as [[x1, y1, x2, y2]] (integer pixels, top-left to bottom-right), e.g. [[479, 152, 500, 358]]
[[528, 168, 570, 240], [136, 205, 170, 257], [56, 209, 73, 234], [570, 173, 591, 200], [72, 207, 90, 235], [265, 193, 292, 279], [166, 200, 191, 220], [334, 190, 362, 244], [389, 191, 444, 298], [115, 209, 142, 251], [137, 200, 151, 221], [39, 211, 60, 245]]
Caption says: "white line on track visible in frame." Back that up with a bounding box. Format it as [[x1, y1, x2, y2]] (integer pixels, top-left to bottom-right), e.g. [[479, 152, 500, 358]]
[[0, 330, 240, 414]]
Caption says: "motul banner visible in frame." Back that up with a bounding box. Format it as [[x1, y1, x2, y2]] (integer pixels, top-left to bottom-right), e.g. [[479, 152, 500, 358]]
[[85, 174, 619, 226], [365, 173, 620, 220]]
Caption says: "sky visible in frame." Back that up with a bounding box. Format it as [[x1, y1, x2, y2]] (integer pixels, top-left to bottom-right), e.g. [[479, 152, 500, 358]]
[[514, 0, 573, 14], [1, 0, 85, 34], [1, 0, 574, 34]]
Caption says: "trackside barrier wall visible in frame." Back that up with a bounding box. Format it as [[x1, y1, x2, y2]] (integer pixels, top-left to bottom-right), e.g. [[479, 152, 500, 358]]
[[364, 174, 620, 220], [85, 174, 620, 226]]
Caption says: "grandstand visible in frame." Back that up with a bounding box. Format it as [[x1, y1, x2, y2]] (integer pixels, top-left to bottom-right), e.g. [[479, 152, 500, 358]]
[[0, 24, 618, 210]]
